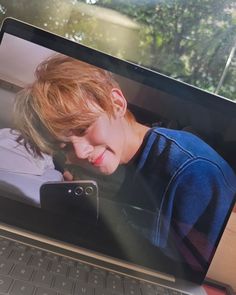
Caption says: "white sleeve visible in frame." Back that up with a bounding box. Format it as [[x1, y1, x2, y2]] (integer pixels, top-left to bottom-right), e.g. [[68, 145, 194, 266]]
[[0, 169, 63, 207]]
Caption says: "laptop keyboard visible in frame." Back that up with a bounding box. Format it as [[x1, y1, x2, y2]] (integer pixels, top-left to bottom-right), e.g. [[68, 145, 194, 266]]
[[0, 237, 189, 295]]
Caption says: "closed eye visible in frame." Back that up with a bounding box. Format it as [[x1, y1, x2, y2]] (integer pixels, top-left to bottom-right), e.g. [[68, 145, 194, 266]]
[[73, 126, 90, 137]]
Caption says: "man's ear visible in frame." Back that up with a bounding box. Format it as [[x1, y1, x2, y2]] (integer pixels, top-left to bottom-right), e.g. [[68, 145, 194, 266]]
[[111, 88, 127, 117]]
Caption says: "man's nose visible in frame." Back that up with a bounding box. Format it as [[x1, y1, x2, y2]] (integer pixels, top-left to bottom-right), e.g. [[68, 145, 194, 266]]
[[71, 138, 93, 160]]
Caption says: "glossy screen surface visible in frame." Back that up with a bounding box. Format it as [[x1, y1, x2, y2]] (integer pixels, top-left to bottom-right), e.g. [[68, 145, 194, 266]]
[[0, 19, 235, 284]]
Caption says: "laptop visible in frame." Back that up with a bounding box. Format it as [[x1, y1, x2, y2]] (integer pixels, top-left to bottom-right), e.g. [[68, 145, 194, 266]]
[[0, 17, 235, 295]]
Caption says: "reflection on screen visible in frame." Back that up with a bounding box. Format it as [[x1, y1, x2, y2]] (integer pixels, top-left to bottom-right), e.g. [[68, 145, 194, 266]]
[[0, 32, 235, 277]]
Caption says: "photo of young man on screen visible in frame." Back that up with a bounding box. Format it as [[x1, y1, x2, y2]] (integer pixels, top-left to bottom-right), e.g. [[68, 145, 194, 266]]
[[12, 54, 236, 271]]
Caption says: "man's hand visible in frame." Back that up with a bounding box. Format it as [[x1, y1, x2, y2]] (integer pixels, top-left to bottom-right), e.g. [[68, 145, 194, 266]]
[[63, 170, 74, 181]]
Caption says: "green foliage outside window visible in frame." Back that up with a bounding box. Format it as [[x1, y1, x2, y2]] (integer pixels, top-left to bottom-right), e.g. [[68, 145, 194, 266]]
[[0, 0, 235, 101]]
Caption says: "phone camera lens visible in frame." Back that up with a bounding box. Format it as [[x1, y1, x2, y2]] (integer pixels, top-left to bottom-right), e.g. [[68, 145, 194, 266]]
[[74, 186, 84, 196], [85, 186, 94, 196]]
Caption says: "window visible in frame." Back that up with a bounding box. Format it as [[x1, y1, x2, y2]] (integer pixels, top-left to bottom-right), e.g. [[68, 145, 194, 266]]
[[1, 0, 235, 101]]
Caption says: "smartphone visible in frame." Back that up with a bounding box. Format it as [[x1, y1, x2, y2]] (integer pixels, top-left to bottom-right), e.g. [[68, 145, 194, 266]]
[[40, 181, 99, 224]]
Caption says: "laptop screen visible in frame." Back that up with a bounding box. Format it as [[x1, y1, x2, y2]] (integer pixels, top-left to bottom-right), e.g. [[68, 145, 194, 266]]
[[0, 18, 235, 285]]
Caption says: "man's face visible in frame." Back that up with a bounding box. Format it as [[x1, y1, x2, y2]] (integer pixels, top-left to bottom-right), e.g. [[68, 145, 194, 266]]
[[61, 112, 128, 175]]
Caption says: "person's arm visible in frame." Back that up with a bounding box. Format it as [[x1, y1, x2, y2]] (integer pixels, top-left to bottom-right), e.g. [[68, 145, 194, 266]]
[[158, 159, 235, 269]]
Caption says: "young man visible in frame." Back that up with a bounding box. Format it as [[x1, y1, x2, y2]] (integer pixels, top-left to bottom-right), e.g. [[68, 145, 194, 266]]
[[13, 54, 236, 270]]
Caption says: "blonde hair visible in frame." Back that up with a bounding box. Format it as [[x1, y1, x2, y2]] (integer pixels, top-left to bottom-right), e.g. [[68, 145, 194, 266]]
[[13, 54, 135, 156]]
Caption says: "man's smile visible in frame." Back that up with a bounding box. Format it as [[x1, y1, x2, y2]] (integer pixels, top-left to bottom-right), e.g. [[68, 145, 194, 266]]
[[91, 150, 106, 166]]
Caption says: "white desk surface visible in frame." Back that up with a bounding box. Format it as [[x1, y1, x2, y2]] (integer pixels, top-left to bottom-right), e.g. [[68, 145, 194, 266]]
[[207, 211, 236, 291]]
